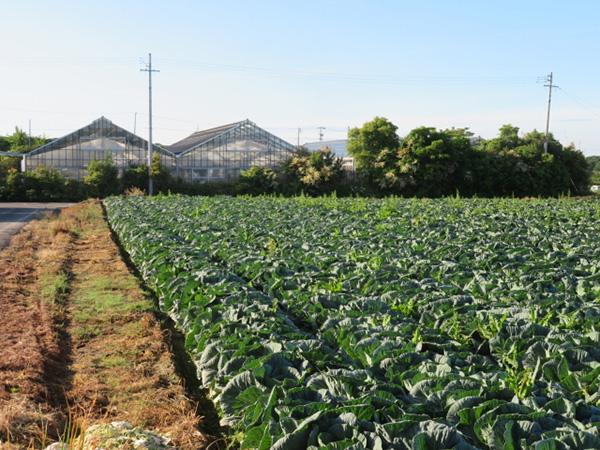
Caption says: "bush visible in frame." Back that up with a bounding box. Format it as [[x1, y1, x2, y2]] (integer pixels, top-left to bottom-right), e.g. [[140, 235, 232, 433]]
[[151, 153, 173, 194], [0, 166, 86, 202], [122, 163, 149, 193], [84, 155, 121, 198], [235, 167, 278, 195]]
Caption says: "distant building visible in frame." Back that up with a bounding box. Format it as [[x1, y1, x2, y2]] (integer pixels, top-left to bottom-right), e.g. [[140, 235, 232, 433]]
[[24, 117, 295, 183], [23, 117, 173, 180], [167, 119, 295, 183]]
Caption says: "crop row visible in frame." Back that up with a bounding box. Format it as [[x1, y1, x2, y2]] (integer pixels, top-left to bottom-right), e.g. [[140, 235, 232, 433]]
[[105, 195, 600, 449]]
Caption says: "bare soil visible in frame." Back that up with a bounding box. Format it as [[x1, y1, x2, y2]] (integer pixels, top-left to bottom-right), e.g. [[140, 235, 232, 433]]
[[0, 200, 226, 449]]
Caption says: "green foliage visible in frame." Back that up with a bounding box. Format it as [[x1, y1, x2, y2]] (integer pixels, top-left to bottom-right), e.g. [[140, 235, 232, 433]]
[[1, 119, 593, 200], [0, 154, 21, 180], [346, 118, 590, 198], [278, 147, 345, 196], [150, 153, 173, 194], [483, 124, 523, 152], [347, 117, 400, 184], [84, 155, 120, 198], [0, 166, 86, 201], [2, 126, 52, 153], [236, 167, 278, 195], [393, 126, 476, 197], [474, 127, 590, 197], [586, 155, 600, 172], [585, 155, 600, 185], [122, 163, 149, 192], [0, 127, 53, 181], [106, 195, 600, 448]]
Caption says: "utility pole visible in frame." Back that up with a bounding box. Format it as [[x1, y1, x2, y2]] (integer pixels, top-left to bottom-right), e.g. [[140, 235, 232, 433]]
[[141, 53, 159, 195], [318, 126, 325, 141], [543, 72, 558, 154], [297, 127, 301, 146]]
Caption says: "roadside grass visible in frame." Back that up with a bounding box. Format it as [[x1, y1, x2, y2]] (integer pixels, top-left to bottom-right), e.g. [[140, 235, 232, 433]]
[[0, 210, 76, 448], [40, 270, 71, 307], [1, 200, 222, 449]]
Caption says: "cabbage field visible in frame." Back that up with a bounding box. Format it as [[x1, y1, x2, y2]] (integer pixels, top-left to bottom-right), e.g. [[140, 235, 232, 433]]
[[104, 195, 600, 449]]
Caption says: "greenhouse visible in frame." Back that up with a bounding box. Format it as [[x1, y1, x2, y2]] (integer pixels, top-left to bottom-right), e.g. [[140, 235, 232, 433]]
[[23, 117, 174, 180], [167, 119, 296, 183], [24, 117, 296, 184]]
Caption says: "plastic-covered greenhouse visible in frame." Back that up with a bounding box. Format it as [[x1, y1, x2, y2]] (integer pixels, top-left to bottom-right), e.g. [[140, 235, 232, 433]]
[[167, 119, 295, 183], [23, 117, 173, 180], [24, 117, 296, 183]]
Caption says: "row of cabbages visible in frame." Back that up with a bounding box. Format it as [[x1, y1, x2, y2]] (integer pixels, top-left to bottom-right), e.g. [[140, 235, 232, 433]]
[[105, 195, 600, 449]]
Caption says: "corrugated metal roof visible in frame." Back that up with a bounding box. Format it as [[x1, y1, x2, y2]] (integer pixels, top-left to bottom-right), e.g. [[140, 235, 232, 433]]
[[167, 120, 246, 155]]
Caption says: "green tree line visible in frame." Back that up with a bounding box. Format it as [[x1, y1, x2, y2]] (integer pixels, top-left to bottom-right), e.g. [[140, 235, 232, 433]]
[[347, 117, 591, 198], [0, 121, 596, 201]]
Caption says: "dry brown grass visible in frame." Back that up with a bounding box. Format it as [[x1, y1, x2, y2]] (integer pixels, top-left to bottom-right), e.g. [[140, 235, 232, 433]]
[[0, 200, 224, 449], [123, 186, 147, 197]]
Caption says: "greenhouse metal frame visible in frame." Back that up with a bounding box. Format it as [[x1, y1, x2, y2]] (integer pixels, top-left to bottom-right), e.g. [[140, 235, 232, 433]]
[[23, 117, 174, 180], [168, 119, 296, 183], [23, 117, 296, 184]]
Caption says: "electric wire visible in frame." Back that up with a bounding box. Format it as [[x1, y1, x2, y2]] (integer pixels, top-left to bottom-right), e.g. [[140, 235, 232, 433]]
[[558, 88, 600, 119], [155, 57, 535, 85], [2, 56, 536, 85]]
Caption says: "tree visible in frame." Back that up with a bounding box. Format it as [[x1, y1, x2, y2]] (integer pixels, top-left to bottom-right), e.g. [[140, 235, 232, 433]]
[[0, 166, 85, 202], [482, 124, 523, 151], [0, 136, 10, 153], [0, 128, 53, 180], [586, 155, 600, 172], [236, 166, 278, 195], [84, 155, 120, 198], [278, 147, 345, 196], [393, 127, 475, 197], [477, 125, 590, 197], [347, 117, 400, 184], [586, 156, 600, 184], [555, 144, 590, 195], [150, 153, 172, 194], [0, 154, 21, 180], [3, 127, 52, 153]]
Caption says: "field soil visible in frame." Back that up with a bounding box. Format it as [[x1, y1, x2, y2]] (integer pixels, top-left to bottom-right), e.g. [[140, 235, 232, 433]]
[[0, 200, 225, 449]]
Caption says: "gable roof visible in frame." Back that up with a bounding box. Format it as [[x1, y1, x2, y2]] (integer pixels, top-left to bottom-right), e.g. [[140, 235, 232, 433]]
[[28, 116, 171, 156], [167, 120, 246, 155]]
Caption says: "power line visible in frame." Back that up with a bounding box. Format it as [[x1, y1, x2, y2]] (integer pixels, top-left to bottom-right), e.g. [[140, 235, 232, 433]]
[[1, 55, 538, 85], [0, 56, 139, 66], [559, 88, 600, 119], [154, 57, 536, 86]]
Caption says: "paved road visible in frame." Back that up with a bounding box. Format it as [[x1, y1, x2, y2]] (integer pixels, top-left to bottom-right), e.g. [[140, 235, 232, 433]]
[[0, 202, 76, 249]]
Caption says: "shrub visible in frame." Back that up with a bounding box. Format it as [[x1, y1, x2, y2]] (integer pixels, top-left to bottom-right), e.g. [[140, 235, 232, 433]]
[[84, 155, 120, 198]]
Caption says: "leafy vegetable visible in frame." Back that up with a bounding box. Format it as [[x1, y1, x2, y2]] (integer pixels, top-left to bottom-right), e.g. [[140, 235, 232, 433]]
[[105, 195, 600, 448]]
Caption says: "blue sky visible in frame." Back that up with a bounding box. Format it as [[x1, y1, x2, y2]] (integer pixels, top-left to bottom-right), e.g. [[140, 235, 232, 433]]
[[2, 0, 600, 154]]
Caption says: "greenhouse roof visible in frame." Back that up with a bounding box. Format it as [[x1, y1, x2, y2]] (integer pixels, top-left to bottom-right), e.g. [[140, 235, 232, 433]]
[[167, 120, 246, 155], [29, 116, 171, 156]]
